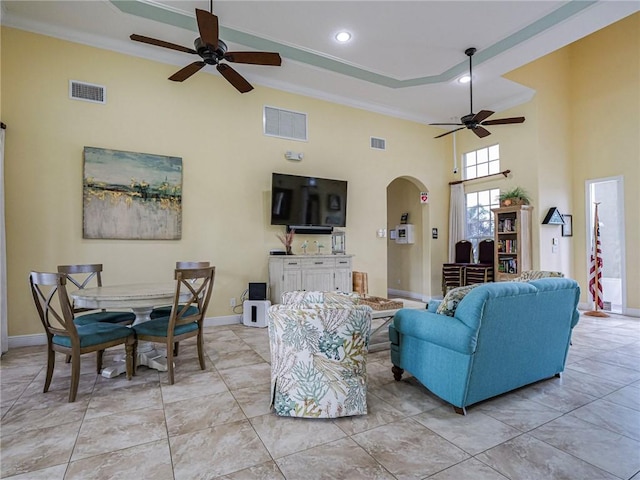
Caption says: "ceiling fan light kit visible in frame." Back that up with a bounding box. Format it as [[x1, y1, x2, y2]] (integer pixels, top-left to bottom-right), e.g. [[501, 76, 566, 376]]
[[431, 47, 525, 138], [130, 8, 281, 93]]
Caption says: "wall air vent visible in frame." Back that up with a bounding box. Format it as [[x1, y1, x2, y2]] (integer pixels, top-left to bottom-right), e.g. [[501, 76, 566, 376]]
[[264, 106, 307, 141], [69, 80, 106, 104], [370, 137, 386, 150]]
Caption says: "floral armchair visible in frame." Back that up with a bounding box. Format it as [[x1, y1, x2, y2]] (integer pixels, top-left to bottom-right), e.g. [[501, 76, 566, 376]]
[[268, 296, 372, 418], [280, 290, 361, 306]]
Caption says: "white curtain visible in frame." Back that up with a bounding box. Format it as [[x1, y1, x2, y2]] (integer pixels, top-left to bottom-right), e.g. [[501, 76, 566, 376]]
[[448, 183, 466, 262], [0, 125, 7, 354]]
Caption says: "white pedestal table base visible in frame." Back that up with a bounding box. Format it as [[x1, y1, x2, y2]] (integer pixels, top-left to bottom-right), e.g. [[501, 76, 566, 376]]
[[101, 306, 173, 378]]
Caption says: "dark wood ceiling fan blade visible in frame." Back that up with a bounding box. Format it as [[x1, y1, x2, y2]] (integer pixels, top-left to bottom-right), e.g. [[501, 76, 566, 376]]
[[130, 34, 197, 55], [168, 62, 206, 82], [482, 116, 526, 125], [473, 126, 491, 138], [217, 64, 254, 93], [224, 51, 282, 66], [472, 110, 494, 123], [195, 8, 218, 50], [429, 122, 464, 126], [434, 127, 465, 139]]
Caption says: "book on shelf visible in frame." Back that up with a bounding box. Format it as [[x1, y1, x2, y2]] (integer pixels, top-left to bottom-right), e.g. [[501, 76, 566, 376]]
[[497, 239, 518, 253], [498, 216, 518, 233], [497, 257, 518, 274]]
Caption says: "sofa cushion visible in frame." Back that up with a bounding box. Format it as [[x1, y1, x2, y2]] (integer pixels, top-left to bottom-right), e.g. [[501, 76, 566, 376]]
[[427, 299, 441, 312], [436, 284, 481, 317]]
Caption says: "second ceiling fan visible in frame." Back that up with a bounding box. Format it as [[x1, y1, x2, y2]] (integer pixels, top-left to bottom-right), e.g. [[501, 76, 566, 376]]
[[130, 5, 281, 93], [430, 48, 525, 138]]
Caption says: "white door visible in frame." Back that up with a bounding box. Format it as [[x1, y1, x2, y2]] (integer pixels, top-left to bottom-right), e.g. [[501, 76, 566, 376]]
[[586, 176, 626, 313]]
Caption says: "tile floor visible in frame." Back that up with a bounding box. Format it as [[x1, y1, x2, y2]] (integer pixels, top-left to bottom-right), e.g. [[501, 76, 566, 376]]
[[1, 312, 639, 479]]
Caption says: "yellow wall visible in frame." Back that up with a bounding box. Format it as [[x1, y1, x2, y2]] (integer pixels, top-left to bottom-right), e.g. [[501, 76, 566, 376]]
[[505, 47, 573, 275], [452, 13, 640, 310], [3, 13, 639, 339], [569, 13, 640, 311], [1, 27, 450, 336]]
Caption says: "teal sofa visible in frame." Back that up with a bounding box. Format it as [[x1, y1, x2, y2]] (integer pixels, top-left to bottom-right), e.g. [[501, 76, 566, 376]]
[[389, 278, 580, 414]]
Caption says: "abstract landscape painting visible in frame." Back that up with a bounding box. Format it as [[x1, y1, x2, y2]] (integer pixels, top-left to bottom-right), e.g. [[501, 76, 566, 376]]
[[83, 147, 182, 239]]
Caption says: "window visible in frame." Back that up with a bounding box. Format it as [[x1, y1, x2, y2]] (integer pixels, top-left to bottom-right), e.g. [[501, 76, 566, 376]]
[[464, 144, 500, 180], [466, 188, 500, 259]]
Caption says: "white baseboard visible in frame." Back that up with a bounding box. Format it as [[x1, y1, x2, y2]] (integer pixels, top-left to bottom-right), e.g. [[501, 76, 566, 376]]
[[203, 314, 242, 327], [387, 288, 430, 303], [578, 302, 639, 318], [8, 333, 45, 349], [624, 307, 640, 318], [8, 314, 243, 350]]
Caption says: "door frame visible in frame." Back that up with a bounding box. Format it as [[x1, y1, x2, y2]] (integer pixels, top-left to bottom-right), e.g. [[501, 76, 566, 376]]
[[585, 175, 626, 313]]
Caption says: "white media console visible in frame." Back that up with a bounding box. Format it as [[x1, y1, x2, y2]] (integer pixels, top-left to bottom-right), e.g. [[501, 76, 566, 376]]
[[268, 254, 353, 304]]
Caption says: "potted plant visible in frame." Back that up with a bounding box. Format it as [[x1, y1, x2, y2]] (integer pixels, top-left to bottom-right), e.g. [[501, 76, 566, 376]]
[[499, 187, 531, 207], [276, 229, 295, 255]]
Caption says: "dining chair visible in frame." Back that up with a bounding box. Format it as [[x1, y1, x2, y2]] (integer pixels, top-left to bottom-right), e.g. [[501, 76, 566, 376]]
[[150, 261, 210, 319], [465, 239, 495, 285], [132, 265, 215, 384], [57, 264, 135, 326], [29, 271, 135, 402], [150, 261, 210, 357], [442, 240, 473, 295]]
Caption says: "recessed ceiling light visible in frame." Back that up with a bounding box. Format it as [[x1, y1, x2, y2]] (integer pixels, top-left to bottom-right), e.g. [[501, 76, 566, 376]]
[[458, 75, 472, 84], [335, 31, 352, 43]]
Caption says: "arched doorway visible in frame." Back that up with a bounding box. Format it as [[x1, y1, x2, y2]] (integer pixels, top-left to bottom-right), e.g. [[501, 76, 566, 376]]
[[386, 177, 431, 301]]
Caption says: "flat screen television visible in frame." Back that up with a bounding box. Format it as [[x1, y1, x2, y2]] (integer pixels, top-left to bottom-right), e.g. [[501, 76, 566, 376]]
[[271, 173, 347, 228]]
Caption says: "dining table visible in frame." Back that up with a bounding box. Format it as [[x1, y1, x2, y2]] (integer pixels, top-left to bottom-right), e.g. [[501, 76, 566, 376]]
[[70, 282, 189, 378]]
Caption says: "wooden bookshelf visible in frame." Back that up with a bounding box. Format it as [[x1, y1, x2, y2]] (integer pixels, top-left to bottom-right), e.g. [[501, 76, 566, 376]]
[[492, 205, 533, 281]]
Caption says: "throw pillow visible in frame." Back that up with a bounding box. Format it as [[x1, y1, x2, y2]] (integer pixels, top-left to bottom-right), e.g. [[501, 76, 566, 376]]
[[436, 284, 481, 317], [514, 270, 564, 282]]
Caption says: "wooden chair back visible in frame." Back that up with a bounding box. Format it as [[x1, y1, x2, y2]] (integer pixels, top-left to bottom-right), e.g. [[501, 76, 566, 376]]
[[29, 272, 77, 342], [175, 261, 210, 269], [170, 266, 216, 330], [57, 264, 104, 314]]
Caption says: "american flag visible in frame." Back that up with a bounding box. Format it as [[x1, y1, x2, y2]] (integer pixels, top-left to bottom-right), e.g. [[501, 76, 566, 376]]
[[588, 203, 604, 310]]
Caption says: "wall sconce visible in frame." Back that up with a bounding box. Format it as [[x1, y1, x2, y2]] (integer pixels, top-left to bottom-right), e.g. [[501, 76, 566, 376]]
[[542, 207, 565, 225], [284, 151, 304, 161]]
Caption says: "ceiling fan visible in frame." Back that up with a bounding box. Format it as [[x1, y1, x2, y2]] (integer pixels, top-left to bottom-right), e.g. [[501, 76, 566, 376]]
[[430, 47, 525, 138], [130, 5, 281, 93]]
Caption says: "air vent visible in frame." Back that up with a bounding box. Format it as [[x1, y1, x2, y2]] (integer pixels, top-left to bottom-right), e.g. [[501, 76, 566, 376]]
[[264, 106, 307, 141], [370, 137, 386, 150], [69, 80, 106, 104]]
